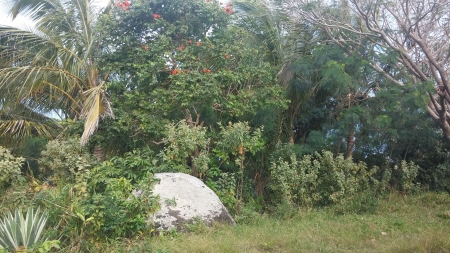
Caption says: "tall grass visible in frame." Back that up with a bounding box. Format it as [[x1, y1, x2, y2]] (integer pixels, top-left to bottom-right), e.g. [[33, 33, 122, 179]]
[[78, 192, 450, 252]]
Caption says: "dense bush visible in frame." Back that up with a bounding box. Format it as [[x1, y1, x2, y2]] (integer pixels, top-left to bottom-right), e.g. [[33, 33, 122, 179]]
[[34, 140, 160, 251], [38, 138, 99, 183], [205, 170, 237, 212], [398, 160, 420, 193], [267, 145, 418, 211], [35, 165, 159, 251]]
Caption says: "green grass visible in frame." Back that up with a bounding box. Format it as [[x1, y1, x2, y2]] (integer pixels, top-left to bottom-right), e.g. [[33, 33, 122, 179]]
[[96, 192, 450, 253]]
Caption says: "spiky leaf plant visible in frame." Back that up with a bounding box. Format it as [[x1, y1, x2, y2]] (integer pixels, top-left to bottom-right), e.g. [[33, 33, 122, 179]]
[[0, 207, 48, 252]]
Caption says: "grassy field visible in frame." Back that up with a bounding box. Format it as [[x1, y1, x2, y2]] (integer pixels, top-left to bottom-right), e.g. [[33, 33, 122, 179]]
[[101, 192, 450, 253]]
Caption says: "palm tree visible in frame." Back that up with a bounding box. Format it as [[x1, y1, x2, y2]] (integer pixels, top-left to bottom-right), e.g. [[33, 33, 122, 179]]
[[234, 0, 321, 145], [0, 0, 114, 146]]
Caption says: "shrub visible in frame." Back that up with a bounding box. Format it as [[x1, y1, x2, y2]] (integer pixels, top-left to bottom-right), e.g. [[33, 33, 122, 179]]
[[0, 146, 25, 192], [205, 170, 237, 212], [17, 137, 48, 176], [214, 122, 264, 212], [38, 138, 98, 183], [268, 148, 378, 209], [268, 153, 320, 207], [107, 147, 157, 183], [35, 164, 160, 250], [157, 120, 210, 175], [0, 183, 31, 218]]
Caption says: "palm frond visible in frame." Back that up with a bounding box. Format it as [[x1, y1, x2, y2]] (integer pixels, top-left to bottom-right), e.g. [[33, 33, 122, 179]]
[[234, 0, 288, 66], [8, 0, 58, 21], [0, 103, 60, 147], [80, 84, 113, 145]]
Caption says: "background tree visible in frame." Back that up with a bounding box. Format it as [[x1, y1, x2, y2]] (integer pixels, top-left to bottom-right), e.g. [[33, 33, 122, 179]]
[[288, 0, 450, 142]]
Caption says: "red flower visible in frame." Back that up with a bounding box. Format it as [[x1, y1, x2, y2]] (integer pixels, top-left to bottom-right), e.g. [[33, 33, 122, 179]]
[[188, 39, 193, 44], [202, 68, 211, 73], [142, 45, 148, 50], [178, 45, 185, 50], [223, 7, 232, 14], [116, 0, 131, 10], [196, 41, 201, 46], [152, 13, 161, 19], [224, 54, 230, 59], [172, 69, 181, 75]]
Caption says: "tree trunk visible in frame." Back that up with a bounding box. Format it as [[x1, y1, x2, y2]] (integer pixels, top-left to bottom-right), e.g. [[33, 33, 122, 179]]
[[93, 146, 105, 162], [190, 149, 199, 177], [428, 96, 450, 142], [345, 124, 355, 159]]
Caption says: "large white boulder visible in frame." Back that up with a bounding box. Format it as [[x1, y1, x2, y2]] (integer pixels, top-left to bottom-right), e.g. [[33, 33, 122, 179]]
[[150, 173, 235, 230]]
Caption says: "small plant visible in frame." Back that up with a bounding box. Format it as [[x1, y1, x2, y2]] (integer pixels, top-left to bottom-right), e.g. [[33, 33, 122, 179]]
[[399, 160, 420, 193], [0, 207, 51, 252], [214, 122, 264, 212], [164, 197, 177, 207]]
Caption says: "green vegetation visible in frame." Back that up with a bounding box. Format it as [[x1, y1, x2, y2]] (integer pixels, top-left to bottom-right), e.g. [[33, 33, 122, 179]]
[[95, 192, 450, 253], [0, 0, 450, 252]]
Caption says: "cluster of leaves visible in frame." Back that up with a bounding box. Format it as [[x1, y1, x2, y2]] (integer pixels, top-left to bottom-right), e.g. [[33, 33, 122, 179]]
[[38, 138, 99, 183], [35, 174, 159, 251], [158, 120, 210, 175], [205, 170, 236, 212], [0, 147, 24, 192]]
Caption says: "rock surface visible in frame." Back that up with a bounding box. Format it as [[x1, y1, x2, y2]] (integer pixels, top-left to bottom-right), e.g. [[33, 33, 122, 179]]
[[150, 173, 235, 230]]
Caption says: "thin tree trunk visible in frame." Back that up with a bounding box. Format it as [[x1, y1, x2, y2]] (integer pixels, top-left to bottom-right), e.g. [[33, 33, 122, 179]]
[[190, 149, 199, 177], [345, 123, 355, 159]]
